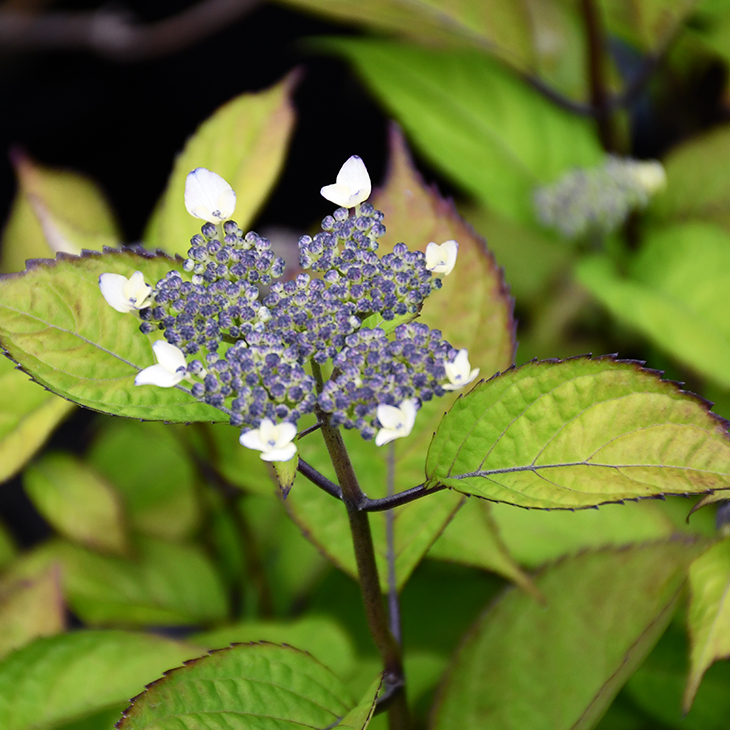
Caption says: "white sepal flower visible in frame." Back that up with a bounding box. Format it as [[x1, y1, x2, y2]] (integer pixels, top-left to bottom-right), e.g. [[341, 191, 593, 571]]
[[375, 398, 419, 446], [184, 168, 236, 223], [135, 341, 187, 388], [320, 155, 372, 208], [443, 349, 480, 391], [425, 240, 459, 276], [99, 271, 152, 313], [240, 419, 298, 462]]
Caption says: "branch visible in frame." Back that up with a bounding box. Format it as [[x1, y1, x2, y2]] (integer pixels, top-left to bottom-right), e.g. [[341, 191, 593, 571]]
[[360, 483, 447, 512], [0, 0, 263, 61], [581, 0, 615, 150], [297, 458, 342, 500]]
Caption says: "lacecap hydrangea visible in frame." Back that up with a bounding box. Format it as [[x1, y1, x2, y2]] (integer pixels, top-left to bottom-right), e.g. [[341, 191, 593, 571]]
[[99, 158, 479, 462]]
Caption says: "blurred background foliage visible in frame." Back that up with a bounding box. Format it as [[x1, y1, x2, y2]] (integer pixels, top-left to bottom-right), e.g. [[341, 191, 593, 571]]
[[2, 1, 730, 729]]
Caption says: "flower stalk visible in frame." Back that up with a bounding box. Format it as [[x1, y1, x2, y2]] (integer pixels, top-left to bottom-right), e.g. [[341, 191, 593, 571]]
[[312, 361, 409, 729]]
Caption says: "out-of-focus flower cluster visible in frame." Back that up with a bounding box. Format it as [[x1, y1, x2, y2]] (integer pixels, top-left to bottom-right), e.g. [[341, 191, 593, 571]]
[[533, 156, 666, 240], [100, 159, 477, 461]]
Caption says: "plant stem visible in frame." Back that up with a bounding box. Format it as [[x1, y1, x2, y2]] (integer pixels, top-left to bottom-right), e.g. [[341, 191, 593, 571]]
[[386, 443, 402, 645], [581, 0, 616, 152], [311, 361, 409, 729]]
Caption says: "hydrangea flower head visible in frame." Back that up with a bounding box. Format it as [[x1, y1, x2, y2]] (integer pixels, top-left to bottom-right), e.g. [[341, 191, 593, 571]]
[[375, 399, 419, 446], [320, 155, 372, 208], [240, 419, 298, 462], [443, 349, 480, 391], [135, 341, 187, 387], [425, 240, 459, 276], [99, 271, 152, 313], [184, 168, 236, 223]]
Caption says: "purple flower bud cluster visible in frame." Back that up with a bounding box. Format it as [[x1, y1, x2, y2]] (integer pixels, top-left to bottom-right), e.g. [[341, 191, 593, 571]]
[[141, 223, 285, 355], [318, 323, 455, 440], [186, 331, 317, 428], [297, 203, 441, 321], [138, 204, 458, 437], [263, 273, 361, 365]]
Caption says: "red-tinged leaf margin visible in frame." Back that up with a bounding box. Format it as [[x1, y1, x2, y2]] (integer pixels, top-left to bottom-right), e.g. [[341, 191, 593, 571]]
[[372, 123, 517, 376], [0, 246, 227, 424], [425, 353, 730, 510], [116, 641, 357, 730]]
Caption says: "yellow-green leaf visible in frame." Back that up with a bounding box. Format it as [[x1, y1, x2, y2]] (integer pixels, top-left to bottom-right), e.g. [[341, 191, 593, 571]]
[[576, 223, 730, 388], [118, 643, 358, 730], [145, 74, 297, 257], [1, 153, 120, 273], [684, 538, 730, 710], [433, 540, 707, 730], [0, 249, 226, 423], [427, 357, 730, 509], [23, 453, 130, 555], [0, 567, 65, 660], [0, 356, 74, 484], [0, 630, 199, 730]]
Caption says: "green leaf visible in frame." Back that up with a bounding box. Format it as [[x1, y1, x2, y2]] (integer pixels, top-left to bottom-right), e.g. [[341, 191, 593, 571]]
[[432, 540, 707, 730], [426, 356, 730, 508], [237, 494, 329, 613], [280, 0, 591, 99], [684, 538, 730, 710], [576, 223, 730, 388], [0, 249, 226, 422], [459, 202, 573, 304], [23, 453, 130, 555], [0, 355, 74, 483], [0, 630, 199, 730], [202, 422, 273, 496], [86, 420, 201, 540], [490, 499, 676, 567], [319, 38, 602, 223], [0, 152, 121, 274], [624, 621, 730, 730], [193, 616, 357, 679], [7, 537, 228, 627], [649, 125, 730, 226], [118, 642, 359, 729], [0, 566, 64, 660], [280, 0, 537, 67], [338, 676, 382, 729], [428, 499, 539, 598], [145, 74, 297, 257], [596, 0, 698, 51]]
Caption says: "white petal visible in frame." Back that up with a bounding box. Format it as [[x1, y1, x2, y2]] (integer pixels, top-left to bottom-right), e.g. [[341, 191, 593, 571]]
[[134, 363, 184, 387], [272, 421, 297, 449], [123, 271, 152, 309], [425, 240, 459, 276], [260, 443, 298, 462], [240, 429, 266, 451], [336, 156, 371, 198], [399, 399, 418, 432], [99, 273, 136, 313], [320, 156, 372, 208], [376, 403, 406, 430], [320, 183, 354, 208], [184, 168, 236, 222], [152, 341, 187, 373], [375, 399, 419, 446], [375, 428, 400, 447]]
